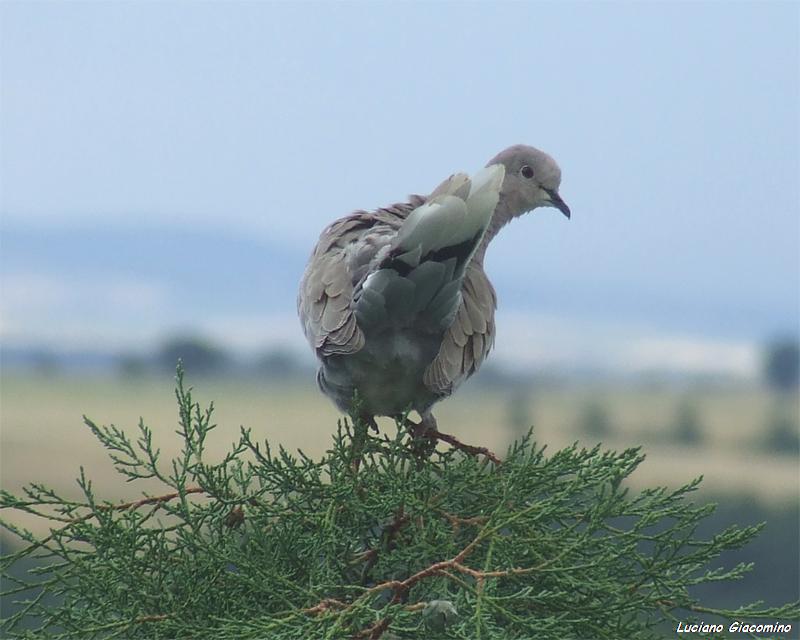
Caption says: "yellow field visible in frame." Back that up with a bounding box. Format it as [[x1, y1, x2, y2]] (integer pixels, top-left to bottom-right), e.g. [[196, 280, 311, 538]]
[[1, 373, 797, 536]]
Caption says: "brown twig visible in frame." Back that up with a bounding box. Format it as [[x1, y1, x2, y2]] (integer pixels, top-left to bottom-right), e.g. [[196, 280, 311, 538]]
[[350, 528, 536, 637], [11, 487, 207, 559], [404, 420, 501, 464], [655, 597, 730, 616], [427, 428, 502, 464], [303, 598, 349, 615], [362, 530, 483, 602], [133, 613, 170, 624], [93, 487, 206, 513], [302, 516, 549, 639], [441, 511, 489, 536]]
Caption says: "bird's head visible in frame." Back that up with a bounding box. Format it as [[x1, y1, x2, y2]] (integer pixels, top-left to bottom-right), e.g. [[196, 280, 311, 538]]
[[487, 144, 570, 219]]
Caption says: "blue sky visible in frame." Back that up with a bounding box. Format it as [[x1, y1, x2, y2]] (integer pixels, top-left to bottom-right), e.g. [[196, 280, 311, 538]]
[[1, 1, 798, 376]]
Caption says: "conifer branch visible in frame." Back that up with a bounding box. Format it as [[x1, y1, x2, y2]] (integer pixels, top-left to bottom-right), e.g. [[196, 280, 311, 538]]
[[2, 367, 797, 639]]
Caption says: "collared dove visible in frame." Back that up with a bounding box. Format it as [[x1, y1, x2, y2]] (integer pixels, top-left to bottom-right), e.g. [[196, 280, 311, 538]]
[[298, 144, 569, 437]]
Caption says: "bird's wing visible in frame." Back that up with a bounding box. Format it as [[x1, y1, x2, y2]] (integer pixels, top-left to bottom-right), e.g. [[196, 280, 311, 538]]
[[423, 264, 497, 396], [298, 203, 420, 357], [298, 217, 362, 357]]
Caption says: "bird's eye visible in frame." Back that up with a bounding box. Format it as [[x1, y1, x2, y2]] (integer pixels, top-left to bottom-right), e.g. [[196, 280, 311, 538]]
[[520, 165, 534, 179]]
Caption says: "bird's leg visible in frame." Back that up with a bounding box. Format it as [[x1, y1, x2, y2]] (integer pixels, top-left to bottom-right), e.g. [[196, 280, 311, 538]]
[[365, 415, 380, 433], [401, 411, 438, 460], [405, 410, 501, 465], [350, 413, 378, 472], [406, 410, 438, 437]]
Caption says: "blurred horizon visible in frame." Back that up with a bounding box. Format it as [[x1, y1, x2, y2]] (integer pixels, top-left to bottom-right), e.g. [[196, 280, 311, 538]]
[[2, 221, 792, 379]]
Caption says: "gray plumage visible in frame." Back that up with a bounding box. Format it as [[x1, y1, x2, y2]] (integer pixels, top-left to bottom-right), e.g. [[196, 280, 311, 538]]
[[298, 144, 569, 429]]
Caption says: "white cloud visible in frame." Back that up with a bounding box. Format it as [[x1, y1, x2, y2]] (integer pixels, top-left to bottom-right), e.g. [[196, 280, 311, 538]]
[[2, 273, 167, 312], [186, 312, 308, 353], [620, 336, 757, 376], [1, 272, 170, 349], [1, 273, 71, 310], [492, 311, 759, 378]]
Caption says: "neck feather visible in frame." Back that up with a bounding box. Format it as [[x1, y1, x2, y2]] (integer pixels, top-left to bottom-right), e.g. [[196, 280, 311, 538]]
[[473, 195, 517, 265]]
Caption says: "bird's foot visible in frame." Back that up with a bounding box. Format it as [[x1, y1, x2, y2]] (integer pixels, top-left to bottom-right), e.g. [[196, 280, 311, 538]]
[[403, 414, 501, 465], [400, 414, 436, 460]]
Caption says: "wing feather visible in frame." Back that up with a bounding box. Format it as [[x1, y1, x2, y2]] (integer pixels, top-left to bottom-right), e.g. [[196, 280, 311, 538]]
[[298, 217, 371, 357], [423, 265, 496, 396], [299, 199, 423, 358]]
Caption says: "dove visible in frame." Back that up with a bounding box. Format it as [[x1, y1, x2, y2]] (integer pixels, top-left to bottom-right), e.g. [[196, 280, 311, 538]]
[[298, 144, 569, 442]]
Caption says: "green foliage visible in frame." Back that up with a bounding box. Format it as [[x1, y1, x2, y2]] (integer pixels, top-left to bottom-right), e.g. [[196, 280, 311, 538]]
[[2, 368, 797, 639]]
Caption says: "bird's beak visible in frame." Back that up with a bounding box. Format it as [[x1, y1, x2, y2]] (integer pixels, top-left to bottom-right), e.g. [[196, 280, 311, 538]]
[[544, 188, 571, 219]]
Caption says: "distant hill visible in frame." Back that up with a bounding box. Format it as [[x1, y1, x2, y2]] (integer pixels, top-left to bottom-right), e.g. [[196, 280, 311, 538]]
[[1, 225, 305, 315]]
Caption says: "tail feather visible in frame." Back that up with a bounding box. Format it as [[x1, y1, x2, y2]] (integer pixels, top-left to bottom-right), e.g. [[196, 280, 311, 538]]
[[406, 260, 448, 313]]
